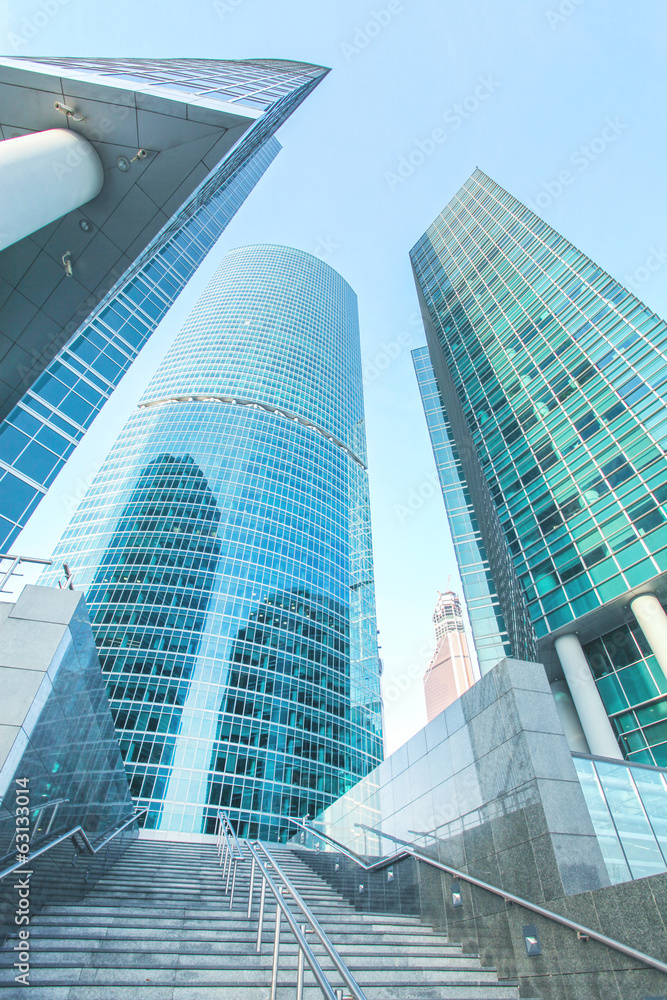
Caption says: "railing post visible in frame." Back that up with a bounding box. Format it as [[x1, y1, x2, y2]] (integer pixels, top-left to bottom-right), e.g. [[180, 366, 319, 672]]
[[247, 857, 256, 919], [256, 875, 267, 952], [221, 839, 227, 884], [296, 923, 306, 1000], [270, 887, 283, 1000], [225, 843, 233, 893], [229, 857, 238, 909], [44, 801, 61, 838]]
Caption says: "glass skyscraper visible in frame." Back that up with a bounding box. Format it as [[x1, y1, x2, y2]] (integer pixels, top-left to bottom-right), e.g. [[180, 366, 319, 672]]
[[0, 57, 327, 550], [41, 245, 383, 839], [412, 168, 667, 766]]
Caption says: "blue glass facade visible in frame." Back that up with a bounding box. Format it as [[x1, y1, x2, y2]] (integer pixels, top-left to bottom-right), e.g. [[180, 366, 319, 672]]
[[0, 58, 328, 550], [412, 168, 667, 761], [412, 346, 516, 674], [41, 246, 383, 839]]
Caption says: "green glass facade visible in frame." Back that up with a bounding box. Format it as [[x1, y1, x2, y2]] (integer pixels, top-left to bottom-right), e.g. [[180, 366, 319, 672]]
[[412, 168, 667, 763], [41, 246, 383, 839]]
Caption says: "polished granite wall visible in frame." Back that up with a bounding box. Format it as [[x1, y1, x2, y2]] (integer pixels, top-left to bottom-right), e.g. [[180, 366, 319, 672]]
[[296, 842, 667, 998], [313, 656, 610, 898], [0, 585, 136, 942], [299, 656, 667, 998]]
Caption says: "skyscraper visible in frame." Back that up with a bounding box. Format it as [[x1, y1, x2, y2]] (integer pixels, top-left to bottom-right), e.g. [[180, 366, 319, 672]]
[[0, 56, 327, 549], [423, 590, 476, 721], [40, 245, 383, 839], [412, 168, 667, 765]]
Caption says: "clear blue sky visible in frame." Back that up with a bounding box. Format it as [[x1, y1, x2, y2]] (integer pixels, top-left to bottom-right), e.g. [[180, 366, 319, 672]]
[[6, 0, 667, 752]]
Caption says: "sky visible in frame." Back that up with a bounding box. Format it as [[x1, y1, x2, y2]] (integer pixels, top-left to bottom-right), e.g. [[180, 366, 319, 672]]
[[4, 0, 667, 753]]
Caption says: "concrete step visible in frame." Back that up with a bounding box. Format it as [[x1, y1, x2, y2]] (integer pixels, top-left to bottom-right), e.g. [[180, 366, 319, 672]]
[[33, 907, 438, 936], [0, 989, 520, 1000], [0, 955, 512, 984], [9, 928, 464, 963], [25, 924, 449, 946], [0, 966, 519, 995], [0, 983, 520, 999], [0, 838, 519, 1000], [0, 942, 493, 974]]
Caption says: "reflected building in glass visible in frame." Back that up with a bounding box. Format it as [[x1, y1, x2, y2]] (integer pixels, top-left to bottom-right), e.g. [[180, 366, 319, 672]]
[[41, 245, 383, 839], [412, 168, 667, 766]]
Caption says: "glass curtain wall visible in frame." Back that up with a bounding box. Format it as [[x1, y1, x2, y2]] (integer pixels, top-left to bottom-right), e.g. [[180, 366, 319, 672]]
[[41, 246, 383, 839]]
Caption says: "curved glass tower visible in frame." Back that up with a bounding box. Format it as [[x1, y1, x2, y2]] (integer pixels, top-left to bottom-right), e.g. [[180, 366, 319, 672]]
[[42, 245, 383, 839]]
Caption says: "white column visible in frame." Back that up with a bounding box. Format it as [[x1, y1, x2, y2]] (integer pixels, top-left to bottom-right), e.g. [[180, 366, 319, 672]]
[[631, 594, 667, 682], [0, 128, 104, 251], [554, 633, 623, 759], [550, 680, 590, 753]]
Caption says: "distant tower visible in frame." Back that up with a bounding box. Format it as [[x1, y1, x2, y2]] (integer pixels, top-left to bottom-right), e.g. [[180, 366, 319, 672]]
[[423, 591, 476, 721]]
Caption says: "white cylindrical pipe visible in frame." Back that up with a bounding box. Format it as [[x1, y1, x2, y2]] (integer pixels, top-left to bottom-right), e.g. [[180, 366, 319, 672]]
[[631, 594, 667, 682], [550, 680, 590, 753], [554, 633, 623, 760], [0, 128, 104, 251]]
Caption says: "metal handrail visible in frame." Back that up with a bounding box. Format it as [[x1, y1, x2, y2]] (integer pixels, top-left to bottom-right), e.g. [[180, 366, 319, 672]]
[[246, 841, 341, 1000], [215, 812, 244, 903], [0, 807, 147, 883], [255, 841, 367, 1000], [0, 797, 71, 868], [216, 809, 244, 859], [288, 817, 667, 978], [215, 810, 368, 1000]]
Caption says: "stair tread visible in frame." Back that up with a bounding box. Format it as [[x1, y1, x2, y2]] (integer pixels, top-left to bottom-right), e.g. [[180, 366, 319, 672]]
[[0, 841, 519, 999]]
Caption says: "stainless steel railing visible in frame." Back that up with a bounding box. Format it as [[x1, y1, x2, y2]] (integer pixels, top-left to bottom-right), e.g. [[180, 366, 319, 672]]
[[215, 808, 244, 906], [214, 810, 366, 1000], [288, 816, 667, 979], [0, 807, 147, 883]]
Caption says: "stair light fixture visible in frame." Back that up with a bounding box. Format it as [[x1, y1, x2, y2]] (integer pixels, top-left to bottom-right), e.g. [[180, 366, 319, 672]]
[[523, 924, 542, 956], [451, 881, 462, 908]]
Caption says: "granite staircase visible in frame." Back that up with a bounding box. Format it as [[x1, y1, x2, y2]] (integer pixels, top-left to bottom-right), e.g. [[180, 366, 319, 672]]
[[0, 838, 521, 999]]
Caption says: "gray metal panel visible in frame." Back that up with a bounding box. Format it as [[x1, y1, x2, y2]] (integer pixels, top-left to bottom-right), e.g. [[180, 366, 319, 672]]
[[61, 92, 140, 147], [0, 80, 64, 131], [16, 252, 64, 309], [101, 186, 162, 253], [0, 291, 37, 339], [136, 107, 222, 149], [0, 65, 253, 423], [68, 230, 127, 293]]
